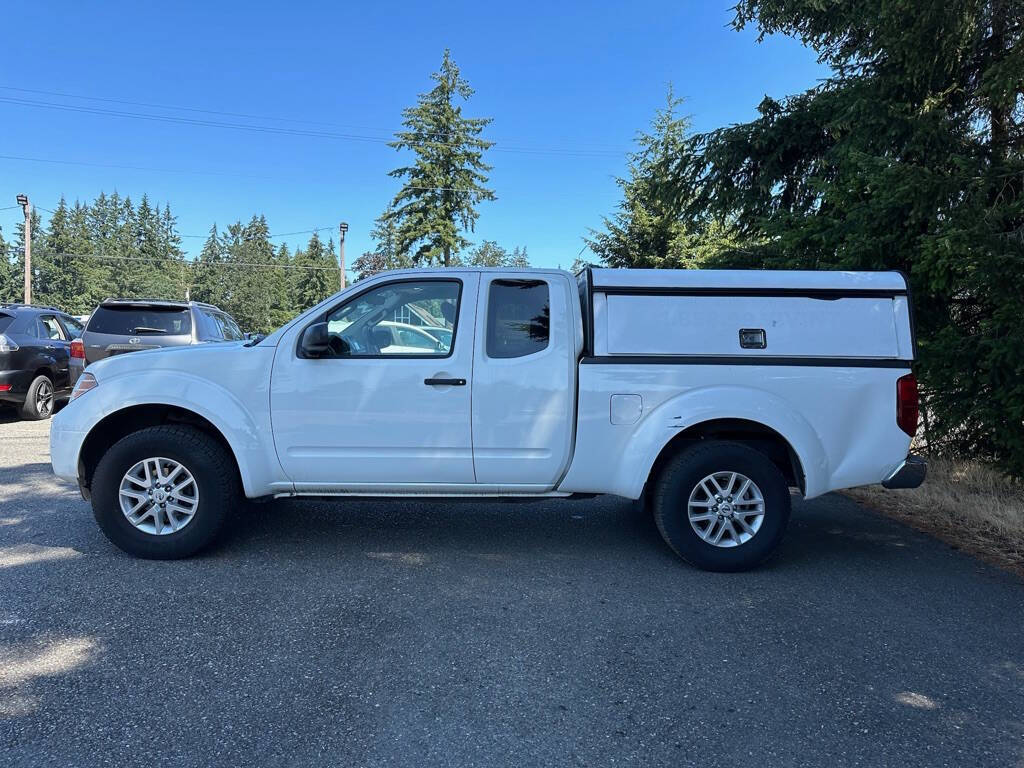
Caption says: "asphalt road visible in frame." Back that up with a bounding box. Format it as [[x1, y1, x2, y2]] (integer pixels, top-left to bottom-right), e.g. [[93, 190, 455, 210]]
[[0, 415, 1021, 767]]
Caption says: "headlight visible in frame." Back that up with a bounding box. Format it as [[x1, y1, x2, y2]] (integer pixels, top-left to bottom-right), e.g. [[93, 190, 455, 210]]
[[71, 373, 98, 401]]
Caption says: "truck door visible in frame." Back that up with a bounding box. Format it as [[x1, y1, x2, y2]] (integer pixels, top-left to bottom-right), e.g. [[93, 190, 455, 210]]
[[270, 275, 479, 487], [471, 274, 576, 487]]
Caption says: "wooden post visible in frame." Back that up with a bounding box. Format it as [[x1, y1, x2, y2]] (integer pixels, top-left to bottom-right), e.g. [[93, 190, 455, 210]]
[[339, 222, 349, 290], [17, 195, 31, 304]]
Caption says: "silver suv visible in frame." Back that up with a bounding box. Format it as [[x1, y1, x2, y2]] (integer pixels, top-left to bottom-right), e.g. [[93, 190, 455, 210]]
[[82, 299, 245, 365]]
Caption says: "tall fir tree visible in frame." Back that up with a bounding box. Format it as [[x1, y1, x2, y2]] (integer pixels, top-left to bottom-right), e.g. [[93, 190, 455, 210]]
[[222, 216, 278, 333], [190, 225, 227, 307], [385, 49, 495, 266], [291, 232, 336, 311]]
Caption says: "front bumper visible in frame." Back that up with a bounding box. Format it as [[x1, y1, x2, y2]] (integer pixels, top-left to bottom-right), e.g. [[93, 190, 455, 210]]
[[50, 418, 87, 487], [882, 455, 927, 489]]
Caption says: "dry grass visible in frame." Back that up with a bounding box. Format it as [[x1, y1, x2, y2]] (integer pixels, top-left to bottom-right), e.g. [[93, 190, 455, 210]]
[[844, 457, 1024, 576]]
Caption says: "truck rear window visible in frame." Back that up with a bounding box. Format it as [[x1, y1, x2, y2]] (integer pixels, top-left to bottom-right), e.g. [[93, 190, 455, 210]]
[[0, 313, 12, 333], [88, 306, 192, 336], [486, 280, 550, 358]]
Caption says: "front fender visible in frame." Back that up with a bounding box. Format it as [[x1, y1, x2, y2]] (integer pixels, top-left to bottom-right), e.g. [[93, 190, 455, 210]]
[[621, 386, 829, 499], [69, 369, 282, 498]]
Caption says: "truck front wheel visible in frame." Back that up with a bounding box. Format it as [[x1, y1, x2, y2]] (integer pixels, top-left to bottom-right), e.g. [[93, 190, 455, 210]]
[[651, 441, 790, 572], [90, 425, 239, 559]]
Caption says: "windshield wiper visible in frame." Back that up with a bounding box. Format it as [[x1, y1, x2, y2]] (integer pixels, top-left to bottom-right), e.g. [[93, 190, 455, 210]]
[[130, 326, 168, 334]]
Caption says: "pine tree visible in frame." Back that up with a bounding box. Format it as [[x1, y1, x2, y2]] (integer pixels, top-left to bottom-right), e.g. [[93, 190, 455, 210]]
[[291, 232, 336, 311], [385, 49, 496, 266], [461, 241, 530, 268], [587, 86, 738, 269], [351, 209, 412, 281], [222, 216, 277, 333], [0, 225, 17, 303], [269, 243, 297, 328], [190, 225, 227, 307]]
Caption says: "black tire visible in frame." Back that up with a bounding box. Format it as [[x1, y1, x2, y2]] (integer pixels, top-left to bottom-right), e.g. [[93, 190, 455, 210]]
[[91, 425, 240, 559], [652, 441, 791, 572], [20, 375, 55, 420]]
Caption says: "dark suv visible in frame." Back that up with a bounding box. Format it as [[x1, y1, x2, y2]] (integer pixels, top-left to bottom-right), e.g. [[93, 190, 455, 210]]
[[82, 299, 245, 365], [0, 304, 86, 420]]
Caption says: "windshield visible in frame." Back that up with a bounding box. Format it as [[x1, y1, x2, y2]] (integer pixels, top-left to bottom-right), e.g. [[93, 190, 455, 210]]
[[88, 306, 192, 336]]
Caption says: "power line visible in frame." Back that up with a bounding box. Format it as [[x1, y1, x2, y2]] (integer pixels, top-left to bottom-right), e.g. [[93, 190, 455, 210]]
[[23, 204, 336, 241], [0, 84, 627, 154], [0, 153, 275, 180], [0, 153, 528, 193], [0, 85, 339, 128], [0, 95, 624, 158], [0, 205, 20, 211]]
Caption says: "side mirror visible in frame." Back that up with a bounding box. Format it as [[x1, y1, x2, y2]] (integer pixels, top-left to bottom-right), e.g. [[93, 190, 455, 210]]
[[299, 322, 330, 357]]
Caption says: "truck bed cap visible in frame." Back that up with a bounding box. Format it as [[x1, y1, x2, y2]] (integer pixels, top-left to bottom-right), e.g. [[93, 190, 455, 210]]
[[588, 268, 907, 294]]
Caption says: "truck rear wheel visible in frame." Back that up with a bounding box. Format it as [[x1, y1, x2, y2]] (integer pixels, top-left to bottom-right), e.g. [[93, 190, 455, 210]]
[[652, 441, 790, 572], [90, 425, 239, 559]]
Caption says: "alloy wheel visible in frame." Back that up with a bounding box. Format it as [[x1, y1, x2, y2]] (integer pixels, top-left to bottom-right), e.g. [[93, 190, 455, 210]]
[[687, 471, 765, 547], [118, 457, 200, 535]]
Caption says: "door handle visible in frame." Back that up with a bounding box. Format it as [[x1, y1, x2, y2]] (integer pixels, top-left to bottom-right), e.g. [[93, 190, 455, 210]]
[[424, 377, 466, 386]]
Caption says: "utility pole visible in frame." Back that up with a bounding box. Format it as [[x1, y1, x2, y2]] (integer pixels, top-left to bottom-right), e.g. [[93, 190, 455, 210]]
[[338, 222, 349, 290], [16, 194, 30, 304]]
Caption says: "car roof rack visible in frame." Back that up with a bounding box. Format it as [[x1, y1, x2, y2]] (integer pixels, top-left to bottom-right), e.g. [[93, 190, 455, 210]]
[[100, 297, 220, 309], [0, 302, 63, 312]]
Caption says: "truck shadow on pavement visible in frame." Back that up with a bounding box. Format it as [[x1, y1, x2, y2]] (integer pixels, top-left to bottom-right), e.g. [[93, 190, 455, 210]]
[[0, 459, 1012, 580]]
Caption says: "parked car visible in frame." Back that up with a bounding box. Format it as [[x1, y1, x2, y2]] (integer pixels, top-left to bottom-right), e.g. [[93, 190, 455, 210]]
[[81, 299, 244, 365], [378, 320, 451, 353], [0, 303, 85, 419], [52, 268, 925, 569]]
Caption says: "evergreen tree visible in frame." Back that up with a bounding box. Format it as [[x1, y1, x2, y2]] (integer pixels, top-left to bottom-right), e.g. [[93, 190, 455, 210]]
[[587, 86, 739, 269], [461, 241, 529, 268], [351, 209, 412, 281], [268, 243, 296, 328], [291, 232, 336, 311], [385, 49, 496, 266], [222, 217, 277, 333], [0, 226, 17, 303], [190, 225, 227, 307], [684, 0, 1024, 474]]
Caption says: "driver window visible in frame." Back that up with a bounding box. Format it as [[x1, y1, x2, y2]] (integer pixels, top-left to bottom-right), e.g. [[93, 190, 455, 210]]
[[323, 280, 460, 358]]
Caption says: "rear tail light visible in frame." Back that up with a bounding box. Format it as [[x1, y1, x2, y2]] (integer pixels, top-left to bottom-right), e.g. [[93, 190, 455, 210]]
[[70, 338, 85, 359], [0, 334, 18, 353], [897, 373, 919, 437]]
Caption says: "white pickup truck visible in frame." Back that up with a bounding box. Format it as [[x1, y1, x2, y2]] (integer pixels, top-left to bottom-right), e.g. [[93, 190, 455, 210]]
[[51, 268, 925, 571]]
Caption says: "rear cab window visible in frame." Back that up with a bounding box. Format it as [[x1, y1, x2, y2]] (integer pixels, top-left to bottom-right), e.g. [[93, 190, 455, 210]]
[[0, 313, 13, 334], [486, 280, 550, 358], [88, 306, 192, 336]]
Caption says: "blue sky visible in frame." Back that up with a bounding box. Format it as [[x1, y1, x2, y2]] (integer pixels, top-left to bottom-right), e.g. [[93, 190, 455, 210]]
[[0, 0, 826, 273]]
